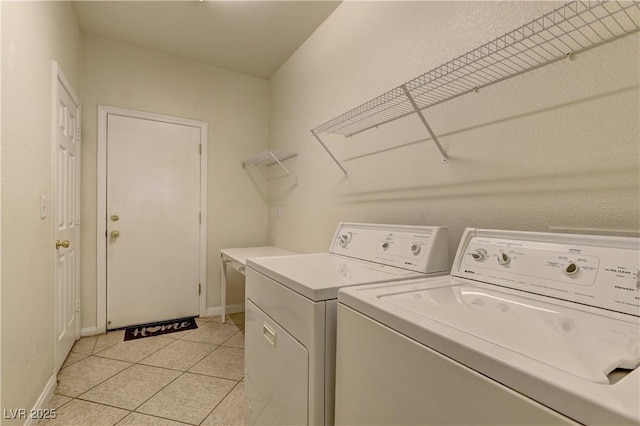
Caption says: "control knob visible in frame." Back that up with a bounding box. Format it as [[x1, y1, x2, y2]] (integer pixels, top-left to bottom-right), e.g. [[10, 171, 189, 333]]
[[497, 251, 511, 265], [471, 249, 488, 261], [339, 232, 352, 248], [381, 241, 390, 251], [562, 261, 579, 276], [411, 243, 421, 256]]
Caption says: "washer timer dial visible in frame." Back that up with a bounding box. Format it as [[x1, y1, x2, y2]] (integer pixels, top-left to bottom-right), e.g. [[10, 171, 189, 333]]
[[562, 261, 579, 276], [471, 249, 488, 261], [497, 251, 511, 265]]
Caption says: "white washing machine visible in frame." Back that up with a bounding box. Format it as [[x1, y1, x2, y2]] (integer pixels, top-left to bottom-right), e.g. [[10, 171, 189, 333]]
[[336, 228, 640, 425], [244, 222, 449, 425]]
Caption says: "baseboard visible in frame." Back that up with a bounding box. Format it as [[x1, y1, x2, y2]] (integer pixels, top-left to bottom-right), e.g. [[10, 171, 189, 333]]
[[24, 373, 57, 425], [81, 326, 100, 337], [205, 302, 244, 318]]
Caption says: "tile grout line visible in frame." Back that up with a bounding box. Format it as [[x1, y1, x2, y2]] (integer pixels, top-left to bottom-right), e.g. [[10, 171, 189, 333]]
[[55, 359, 136, 400], [136, 318, 244, 424], [54, 315, 245, 425], [124, 341, 242, 425], [60, 354, 88, 370], [196, 379, 243, 426], [68, 334, 189, 406]]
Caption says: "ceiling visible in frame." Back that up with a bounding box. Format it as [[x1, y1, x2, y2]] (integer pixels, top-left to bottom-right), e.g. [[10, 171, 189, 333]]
[[71, 1, 341, 80]]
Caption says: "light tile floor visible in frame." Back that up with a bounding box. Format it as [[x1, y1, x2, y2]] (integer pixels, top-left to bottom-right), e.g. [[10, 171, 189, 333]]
[[43, 314, 245, 426]]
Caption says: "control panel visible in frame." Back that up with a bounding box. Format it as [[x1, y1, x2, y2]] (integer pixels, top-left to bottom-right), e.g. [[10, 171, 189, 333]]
[[453, 228, 640, 317], [330, 223, 449, 274]]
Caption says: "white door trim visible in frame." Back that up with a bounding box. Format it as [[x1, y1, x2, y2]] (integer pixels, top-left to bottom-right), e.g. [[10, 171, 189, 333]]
[[52, 61, 81, 372], [97, 105, 208, 334]]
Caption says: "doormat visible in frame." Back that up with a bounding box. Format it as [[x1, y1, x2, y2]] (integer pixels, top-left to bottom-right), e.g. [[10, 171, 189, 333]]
[[124, 317, 198, 341]]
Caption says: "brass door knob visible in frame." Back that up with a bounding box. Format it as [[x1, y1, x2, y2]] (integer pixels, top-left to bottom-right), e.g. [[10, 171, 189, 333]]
[[111, 214, 120, 222], [55, 240, 70, 249], [111, 230, 120, 239]]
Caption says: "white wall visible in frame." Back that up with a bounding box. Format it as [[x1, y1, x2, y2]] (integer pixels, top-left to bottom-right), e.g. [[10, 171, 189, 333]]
[[268, 1, 640, 260], [1, 1, 81, 419], [80, 36, 269, 330]]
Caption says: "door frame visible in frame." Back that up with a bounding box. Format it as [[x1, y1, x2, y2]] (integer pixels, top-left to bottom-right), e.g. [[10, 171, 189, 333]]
[[97, 105, 208, 334], [52, 61, 81, 370]]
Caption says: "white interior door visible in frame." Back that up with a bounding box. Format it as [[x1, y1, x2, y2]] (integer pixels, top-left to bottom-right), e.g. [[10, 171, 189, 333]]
[[106, 114, 202, 329], [54, 63, 81, 373]]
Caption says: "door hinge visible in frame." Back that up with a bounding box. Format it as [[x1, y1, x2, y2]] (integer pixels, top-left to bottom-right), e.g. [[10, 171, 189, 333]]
[[198, 283, 201, 295], [199, 212, 202, 224], [75, 123, 81, 142], [76, 300, 80, 313], [199, 144, 202, 155]]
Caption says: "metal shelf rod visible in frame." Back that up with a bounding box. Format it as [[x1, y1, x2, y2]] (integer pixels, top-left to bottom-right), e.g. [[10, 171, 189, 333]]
[[311, 131, 348, 175], [401, 84, 448, 164], [267, 150, 299, 186]]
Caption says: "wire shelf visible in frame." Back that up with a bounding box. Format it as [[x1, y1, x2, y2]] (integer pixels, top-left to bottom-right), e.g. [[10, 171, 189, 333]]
[[242, 150, 299, 201], [242, 150, 298, 167], [312, 1, 640, 138]]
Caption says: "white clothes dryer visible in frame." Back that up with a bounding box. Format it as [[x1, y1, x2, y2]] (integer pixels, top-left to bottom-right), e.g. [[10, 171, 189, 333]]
[[244, 223, 449, 425], [336, 228, 640, 425]]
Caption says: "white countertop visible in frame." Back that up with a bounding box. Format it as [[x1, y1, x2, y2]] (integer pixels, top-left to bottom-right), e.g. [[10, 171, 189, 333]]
[[220, 246, 295, 266]]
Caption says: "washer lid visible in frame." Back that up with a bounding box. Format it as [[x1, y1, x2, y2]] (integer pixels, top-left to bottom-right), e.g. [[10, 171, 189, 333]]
[[247, 253, 432, 301], [378, 281, 640, 384], [339, 277, 640, 425]]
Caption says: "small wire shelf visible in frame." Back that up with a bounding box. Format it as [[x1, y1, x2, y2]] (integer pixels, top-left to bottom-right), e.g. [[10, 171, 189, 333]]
[[242, 150, 299, 202], [312, 1, 640, 144], [242, 150, 298, 168]]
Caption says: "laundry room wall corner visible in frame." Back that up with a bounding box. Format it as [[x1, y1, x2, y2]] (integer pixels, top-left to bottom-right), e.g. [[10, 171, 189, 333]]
[[267, 1, 640, 259], [80, 36, 269, 330]]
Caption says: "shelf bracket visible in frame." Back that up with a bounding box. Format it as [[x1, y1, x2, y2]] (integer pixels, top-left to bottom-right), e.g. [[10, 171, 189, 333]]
[[311, 130, 348, 175], [401, 84, 449, 164]]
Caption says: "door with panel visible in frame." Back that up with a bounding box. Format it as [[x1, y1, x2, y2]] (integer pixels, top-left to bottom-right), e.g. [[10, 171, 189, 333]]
[[106, 114, 202, 329], [54, 65, 81, 373]]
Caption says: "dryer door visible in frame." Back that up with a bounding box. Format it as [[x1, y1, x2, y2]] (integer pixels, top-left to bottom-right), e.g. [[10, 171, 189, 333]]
[[246, 300, 309, 425]]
